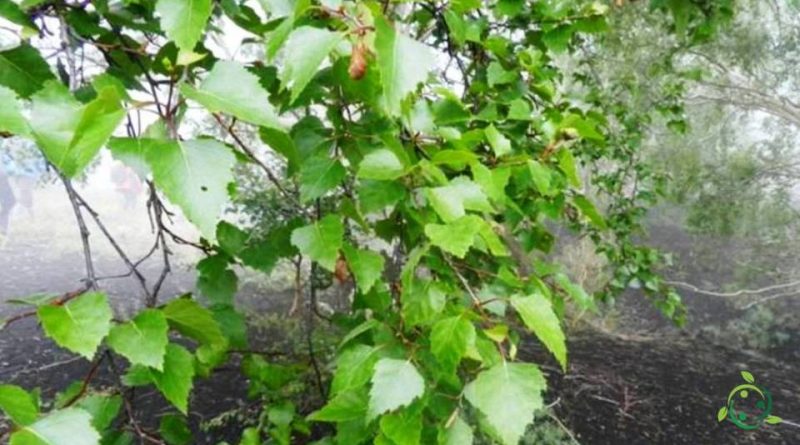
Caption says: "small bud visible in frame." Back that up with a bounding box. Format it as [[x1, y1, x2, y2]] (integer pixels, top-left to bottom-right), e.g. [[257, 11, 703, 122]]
[[334, 255, 350, 283], [349, 42, 368, 80]]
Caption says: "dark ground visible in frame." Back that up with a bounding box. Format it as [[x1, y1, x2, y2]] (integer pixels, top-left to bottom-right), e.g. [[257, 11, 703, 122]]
[[1, 226, 800, 444]]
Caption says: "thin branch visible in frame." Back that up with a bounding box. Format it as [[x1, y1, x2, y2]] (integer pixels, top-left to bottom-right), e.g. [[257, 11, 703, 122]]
[[212, 114, 311, 218], [444, 255, 483, 307], [147, 183, 174, 306], [546, 410, 581, 445], [58, 174, 98, 289], [666, 279, 800, 297], [1, 288, 89, 330], [62, 352, 106, 407], [104, 351, 166, 444], [740, 291, 800, 311], [72, 190, 153, 302]]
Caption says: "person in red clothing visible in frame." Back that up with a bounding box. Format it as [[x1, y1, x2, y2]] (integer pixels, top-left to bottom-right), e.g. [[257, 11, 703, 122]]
[[111, 162, 143, 209]]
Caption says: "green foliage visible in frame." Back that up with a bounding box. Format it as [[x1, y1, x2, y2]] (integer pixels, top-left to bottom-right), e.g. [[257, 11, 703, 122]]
[[464, 362, 546, 445], [0, 43, 55, 98], [0, 0, 734, 443], [107, 309, 170, 370], [511, 293, 567, 370], [37, 292, 112, 360], [0, 384, 38, 426], [155, 0, 213, 53], [9, 408, 99, 445], [367, 359, 425, 420], [290, 215, 344, 271], [180, 61, 282, 129], [29, 82, 124, 178]]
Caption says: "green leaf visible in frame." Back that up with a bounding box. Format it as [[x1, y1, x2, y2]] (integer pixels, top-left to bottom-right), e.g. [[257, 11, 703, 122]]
[[156, 0, 212, 52], [477, 220, 508, 256], [299, 155, 346, 202], [716, 406, 728, 422], [765, 415, 782, 425], [239, 427, 260, 445], [402, 278, 446, 327], [258, 0, 293, 17], [572, 195, 607, 229], [0, 384, 38, 426], [162, 298, 227, 348], [542, 24, 575, 53], [211, 305, 248, 349], [38, 292, 112, 359], [507, 99, 531, 120], [471, 163, 509, 204], [379, 407, 422, 445], [290, 215, 344, 271], [148, 344, 196, 414], [431, 316, 476, 372], [308, 389, 368, 422], [487, 61, 516, 87], [196, 254, 238, 306], [331, 345, 381, 395], [339, 318, 380, 349], [484, 124, 511, 157], [464, 362, 546, 445], [266, 18, 295, 61], [76, 394, 122, 432], [443, 10, 466, 46], [342, 244, 385, 293], [0, 86, 29, 136], [425, 215, 483, 258], [160, 414, 192, 445], [216, 223, 247, 256], [0, 1, 37, 36], [375, 15, 435, 116], [107, 309, 169, 371], [427, 176, 492, 223], [368, 359, 425, 420], [29, 82, 125, 178], [0, 43, 55, 98], [181, 61, 282, 129], [560, 114, 603, 142], [510, 293, 567, 370], [260, 127, 300, 172], [107, 135, 151, 179], [358, 179, 406, 214], [741, 370, 755, 383], [238, 220, 300, 274], [280, 26, 344, 103], [357, 148, 406, 180], [554, 273, 594, 311], [557, 148, 581, 188], [9, 408, 100, 445], [438, 415, 473, 445], [527, 160, 554, 196], [431, 149, 479, 169], [113, 138, 236, 239]]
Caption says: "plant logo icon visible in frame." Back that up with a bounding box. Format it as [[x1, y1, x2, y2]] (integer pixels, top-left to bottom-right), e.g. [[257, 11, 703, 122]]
[[718, 371, 782, 430]]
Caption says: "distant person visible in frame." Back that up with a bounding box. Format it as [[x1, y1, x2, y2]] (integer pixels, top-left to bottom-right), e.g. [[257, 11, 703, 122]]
[[0, 146, 47, 240], [111, 162, 142, 209], [0, 161, 14, 240], [8, 152, 45, 218]]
